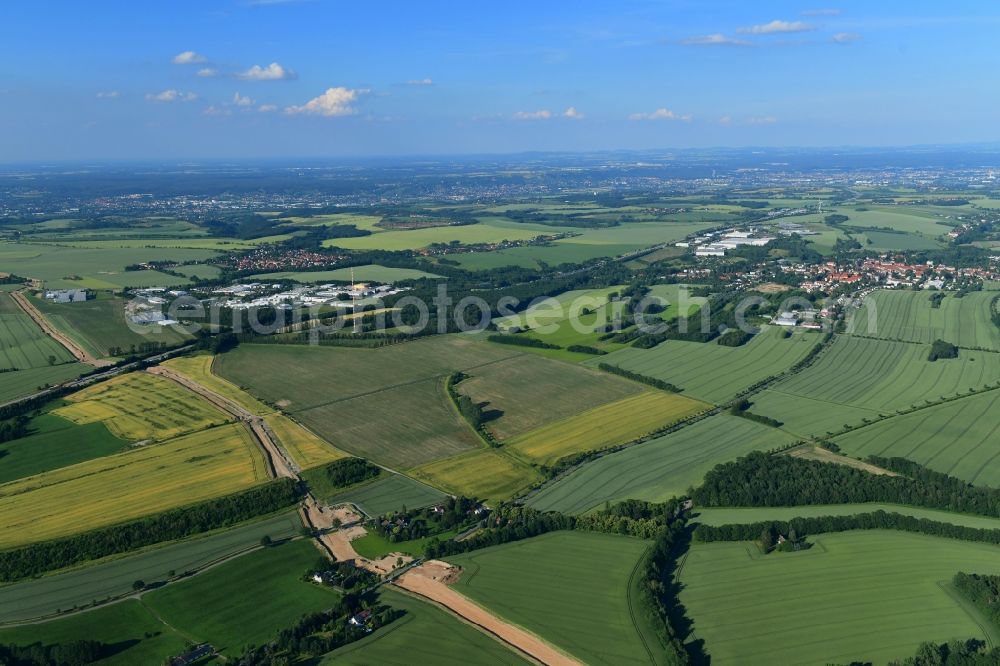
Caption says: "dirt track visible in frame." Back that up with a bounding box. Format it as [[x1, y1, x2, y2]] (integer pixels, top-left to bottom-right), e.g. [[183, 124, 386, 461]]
[[10, 290, 107, 367], [396, 562, 584, 666]]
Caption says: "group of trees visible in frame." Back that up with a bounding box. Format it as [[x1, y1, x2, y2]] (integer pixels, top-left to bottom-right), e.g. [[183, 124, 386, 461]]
[[319, 457, 381, 489], [597, 363, 681, 392], [485, 333, 559, 349], [424, 503, 575, 558], [0, 414, 30, 444], [953, 572, 1000, 630], [928, 338, 959, 361], [370, 496, 481, 543], [728, 400, 783, 428], [0, 478, 300, 582], [0, 640, 109, 666], [693, 451, 1000, 519]]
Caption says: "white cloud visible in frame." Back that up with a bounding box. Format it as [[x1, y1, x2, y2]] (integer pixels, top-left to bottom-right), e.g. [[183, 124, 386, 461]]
[[197, 67, 219, 78], [172, 50, 207, 65], [285, 87, 367, 116], [96, 91, 120, 99], [718, 115, 733, 126], [237, 62, 296, 81], [737, 20, 815, 35], [512, 109, 552, 120], [233, 92, 255, 107], [258, 104, 278, 113], [746, 115, 778, 125], [680, 33, 751, 46], [562, 107, 584, 120], [629, 108, 692, 121], [802, 8, 841, 16], [406, 78, 434, 86], [832, 32, 861, 43], [203, 105, 232, 116], [145, 89, 197, 103]]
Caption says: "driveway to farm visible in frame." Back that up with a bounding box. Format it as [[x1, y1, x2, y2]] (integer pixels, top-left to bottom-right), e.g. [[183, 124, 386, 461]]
[[396, 561, 584, 666], [10, 289, 109, 367]]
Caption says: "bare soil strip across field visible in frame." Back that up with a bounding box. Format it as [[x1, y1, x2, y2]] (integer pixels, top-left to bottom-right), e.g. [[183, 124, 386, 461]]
[[9, 289, 107, 367], [395, 561, 583, 666], [784, 444, 899, 476]]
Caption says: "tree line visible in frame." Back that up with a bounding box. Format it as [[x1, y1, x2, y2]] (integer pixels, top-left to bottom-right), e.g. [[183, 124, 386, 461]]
[[597, 363, 681, 392], [0, 478, 300, 582]]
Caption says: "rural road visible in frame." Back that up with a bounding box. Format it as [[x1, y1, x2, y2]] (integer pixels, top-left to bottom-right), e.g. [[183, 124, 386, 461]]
[[10, 289, 109, 367], [146, 365, 298, 480], [396, 562, 584, 666]]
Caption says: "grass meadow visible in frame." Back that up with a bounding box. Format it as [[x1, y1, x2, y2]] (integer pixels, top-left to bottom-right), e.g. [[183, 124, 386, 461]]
[[0, 423, 269, 548], [528, 414, 795, 515], [680, 531, 1000, 665], [144, 539, 338, 657], [323, 473, 447, 517], [0, 413, 125, 484], [446, 530, 664, 666], [325, 587, 529, 665], [0, 363, 89, 404]]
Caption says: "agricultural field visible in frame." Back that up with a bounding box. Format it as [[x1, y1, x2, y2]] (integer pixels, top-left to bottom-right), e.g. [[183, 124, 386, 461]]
[[0, 413, 125, 483], [0, 241, 219, 289], [846, 289, 1000, 351], [679, 531, 1000, 665], [749, 336, 1000, 437], [410, 448, 542, 502], [0, 291, 77, 370], [248, 264, 442, 283], [842, 207, 953, 236], [0, 363, 89, 404], [833, 389, 1000, 487], [457, 352, 643, 440], [324, 473, 447, 517], [853, 229, 941, 251], [589, 326, 820, 404], [507, 391, 710, 466], [528, 414, 795, 515], [324, 220, 547, 251], [215, 337, 523, 468], [161, 354, 273, 415], [326, 587, 530, 666], [54, 371, 230, 442], [0, 511, 302, 623], [445, 530, 663, 666], [0, 599, 188, 666], [694, 504, 1000, 530], [0, 423, 269, 548], [31, 292, 192, 359], [143, 539, 338, 657], [266, 413, 349, 469]]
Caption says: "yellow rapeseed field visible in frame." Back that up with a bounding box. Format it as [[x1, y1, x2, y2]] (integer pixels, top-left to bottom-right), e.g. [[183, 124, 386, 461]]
[[508, 390, 710, 466], [54, 372, 229, 442], [0, 423, 269, 548]]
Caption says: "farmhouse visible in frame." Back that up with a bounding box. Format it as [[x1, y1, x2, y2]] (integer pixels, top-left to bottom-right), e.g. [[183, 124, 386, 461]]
[[774, 312, 798, 327]]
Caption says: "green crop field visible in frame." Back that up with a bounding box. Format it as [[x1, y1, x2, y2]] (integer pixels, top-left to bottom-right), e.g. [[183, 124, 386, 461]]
[[694, 504, 1000, 530], [0, 511, 302, 623], [216, 337, 524, 468], [0, 599, 188, 666], [0, 363, 89, 404], [0, 241, 219, 289], [528, 414, 795, 515], [847, 289, 1000, 350], [679, 531, 1000, 665], [833, 389, 1000, 486], [324, 587, 529, 666], [842, 207, 952, 235], [749, 336, 1000, 437], [55, 371, 230, 442], [248, 264, 442, 283], [410, 448, 542, 502], [589, 326, 820, 404], [0, 423, 269, 548], [0, 293, 77, 370], [324, 220, 546, 251], [445, 530, 663, 666], [325, 473, 447, 517], [853, 230, 942, 251], [508, 391, 710, 466], [0, 413, 125, 484], [458, 353, 642, 440], [32, 293, 192, 359], [143, 539, 339, 657]]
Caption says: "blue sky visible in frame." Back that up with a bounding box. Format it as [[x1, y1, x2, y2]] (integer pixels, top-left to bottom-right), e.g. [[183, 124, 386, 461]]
[[3, 1, 1000, 160]]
